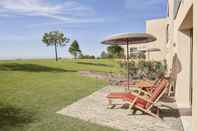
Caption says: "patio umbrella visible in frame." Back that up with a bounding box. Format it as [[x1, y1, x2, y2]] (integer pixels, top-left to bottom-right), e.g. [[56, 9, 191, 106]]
[[101, 32, 156, 90], [140, 48, 161, 60]]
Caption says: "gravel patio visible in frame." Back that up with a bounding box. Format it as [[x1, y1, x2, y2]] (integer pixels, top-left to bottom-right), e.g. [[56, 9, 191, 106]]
[[57, 86, 183, 131]]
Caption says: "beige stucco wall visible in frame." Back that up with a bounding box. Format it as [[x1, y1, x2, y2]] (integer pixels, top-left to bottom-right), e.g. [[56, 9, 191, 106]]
[[192, 0, 197, 130], [123, 1, 197, 129], [167, 0, 195, 130], [165, 0, 193, 108], [151, 0, 196, 130], [145, 18, 168, 61], [175, 30, 192, 108], [145, 0, 195, 110], [166, 0, 193, 68], [173, 0, 193, 108]]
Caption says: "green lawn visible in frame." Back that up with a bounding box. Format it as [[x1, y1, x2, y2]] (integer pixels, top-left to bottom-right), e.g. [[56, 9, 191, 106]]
[[0, 59, 121, 131]]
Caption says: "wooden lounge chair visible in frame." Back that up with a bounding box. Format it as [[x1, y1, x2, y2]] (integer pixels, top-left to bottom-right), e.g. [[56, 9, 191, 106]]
[[115, 78, 160, 92], [107, 78, 169, 118], [132, 78, 161, 93], [123, 78, 169, 118], [107, 78, 162, 106], [115, 80, 134, 87]]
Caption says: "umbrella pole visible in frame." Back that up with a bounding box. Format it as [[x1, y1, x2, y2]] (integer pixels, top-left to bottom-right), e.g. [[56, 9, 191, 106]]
[[126, 40, 129, 91]]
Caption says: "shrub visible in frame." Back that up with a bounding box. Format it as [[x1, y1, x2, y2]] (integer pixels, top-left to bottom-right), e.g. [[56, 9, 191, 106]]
[[79, 54, 95, 59], [119, 60, 167, 80]]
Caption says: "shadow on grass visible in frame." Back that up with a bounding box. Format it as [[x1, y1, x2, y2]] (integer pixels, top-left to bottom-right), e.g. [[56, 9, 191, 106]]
[[0, 104, 36, 130], [77, 62, 113, 67], [0, 63, 77, 73]]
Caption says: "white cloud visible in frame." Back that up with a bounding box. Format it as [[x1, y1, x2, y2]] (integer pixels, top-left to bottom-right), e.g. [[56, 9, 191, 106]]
[[27, 18, 105, 28], [0, 0, 103, 23], [0, 0, 63, 15]]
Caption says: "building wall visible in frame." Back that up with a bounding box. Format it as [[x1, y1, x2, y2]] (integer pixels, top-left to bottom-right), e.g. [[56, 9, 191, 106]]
[[145, 0, 194, 109], [123, 4, 196, 128], [192, 0, 197, 130], [167, 0, 195, 130], [145, 18, 168, 61], [173, 0, 193, 108], [175, 30, 192, 107]]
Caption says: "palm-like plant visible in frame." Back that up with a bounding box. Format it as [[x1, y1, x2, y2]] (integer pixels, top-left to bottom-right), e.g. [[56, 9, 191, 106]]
[[69, 40, 81, 59], [42, 31, 69, 61]]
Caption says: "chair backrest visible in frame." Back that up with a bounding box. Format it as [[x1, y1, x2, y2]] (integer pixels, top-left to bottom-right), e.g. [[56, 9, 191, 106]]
[[148, 78, 163, 93], [145, 78, 169, 109]]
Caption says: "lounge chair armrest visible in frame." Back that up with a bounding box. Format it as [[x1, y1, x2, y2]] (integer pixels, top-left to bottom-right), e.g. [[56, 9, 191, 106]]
[[134, 94, 154, 104], [132, 95, 154, 104], [127, 92, 153, 104], [130, 87, 151, 96], [129, 87, 141, 94]]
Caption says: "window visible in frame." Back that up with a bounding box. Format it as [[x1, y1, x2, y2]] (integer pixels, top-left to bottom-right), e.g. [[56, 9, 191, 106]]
[[130, 47, 137, 53]]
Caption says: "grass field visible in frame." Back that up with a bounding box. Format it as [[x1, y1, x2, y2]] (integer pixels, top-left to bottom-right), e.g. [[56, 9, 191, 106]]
[[0, 59, 122, 131]]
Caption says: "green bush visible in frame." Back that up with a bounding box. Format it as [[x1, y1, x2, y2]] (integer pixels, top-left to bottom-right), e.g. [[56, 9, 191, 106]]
[[119, 60, 167, 80], [79, 54, 95, 59], [129, 52, 146, 59]]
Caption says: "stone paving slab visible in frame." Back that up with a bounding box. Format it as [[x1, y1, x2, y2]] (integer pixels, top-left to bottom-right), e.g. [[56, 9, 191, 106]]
[[57, 86, 183, 131]]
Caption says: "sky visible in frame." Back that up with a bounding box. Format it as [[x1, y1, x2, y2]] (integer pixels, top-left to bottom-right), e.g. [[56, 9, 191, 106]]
[[0, 0, 167, 59]]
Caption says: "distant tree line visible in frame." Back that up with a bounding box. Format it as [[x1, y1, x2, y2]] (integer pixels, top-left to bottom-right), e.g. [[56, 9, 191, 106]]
[[79, 54, 95, 59], [100, 45, 124, 59], [69, 40, 95, 59], [42, 31, 124, 61]]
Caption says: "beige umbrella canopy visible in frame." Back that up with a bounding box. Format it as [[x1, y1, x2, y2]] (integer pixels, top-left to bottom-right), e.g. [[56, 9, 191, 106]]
[[102, 32, 156, 45], [101, 32, 156, 90]]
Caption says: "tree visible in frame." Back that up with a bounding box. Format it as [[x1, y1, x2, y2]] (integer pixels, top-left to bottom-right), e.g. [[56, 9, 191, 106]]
[[42, 31, 69, 61], [69, 40, 81, 59], [107, 45, 124, 58], [100, 51, 108, 59]]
